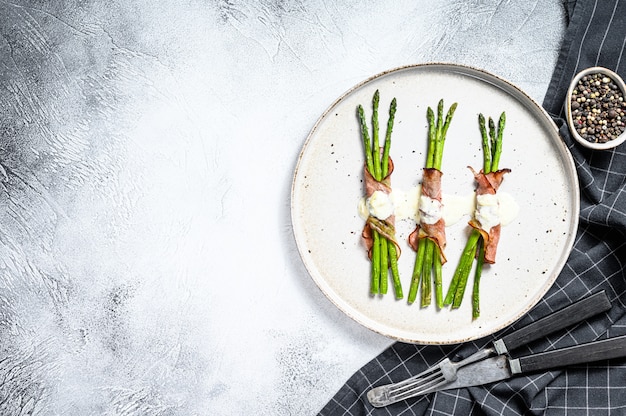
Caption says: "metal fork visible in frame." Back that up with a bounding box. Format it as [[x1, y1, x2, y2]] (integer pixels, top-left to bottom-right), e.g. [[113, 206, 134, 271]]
[[367, 290, 611, 407], [367, 346, 496, 406]]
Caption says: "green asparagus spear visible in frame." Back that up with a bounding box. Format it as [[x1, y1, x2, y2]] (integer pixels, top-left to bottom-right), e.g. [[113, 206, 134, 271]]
[[492, 112, 505, 171], [382, 98, 397, 178], [479, 114, 491, 172], [472, 240, 486, 319], [358, 105, 375, 177], [408, 240, 426, 302], [358, 103, 380, 294], [425, 107, 437, 169], [372, 90, 382, 182], [436, 103, 457, 170], [443, 229, 480, 305], [382, 98, 402, 299]]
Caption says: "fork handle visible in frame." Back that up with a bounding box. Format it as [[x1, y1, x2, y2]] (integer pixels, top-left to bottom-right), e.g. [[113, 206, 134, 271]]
[[510, 334, 626, 374], [493, 291, 611, 354]]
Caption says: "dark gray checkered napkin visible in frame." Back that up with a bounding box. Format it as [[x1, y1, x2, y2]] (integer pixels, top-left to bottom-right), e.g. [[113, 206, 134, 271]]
[[319, 1, 626, 414]]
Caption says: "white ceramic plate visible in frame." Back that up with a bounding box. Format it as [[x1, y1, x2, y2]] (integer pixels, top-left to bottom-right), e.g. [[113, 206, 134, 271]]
[[291, 63, 579, 344]]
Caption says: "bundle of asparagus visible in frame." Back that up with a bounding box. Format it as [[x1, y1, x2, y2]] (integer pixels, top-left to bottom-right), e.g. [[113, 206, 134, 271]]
[[444, 112, 510, 319], [407, 99, 457, 307], [358, 90, 403, 299]]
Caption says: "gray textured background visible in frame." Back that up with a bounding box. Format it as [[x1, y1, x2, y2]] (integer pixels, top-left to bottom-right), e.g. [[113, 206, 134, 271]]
[[0, 1, 565, 414]]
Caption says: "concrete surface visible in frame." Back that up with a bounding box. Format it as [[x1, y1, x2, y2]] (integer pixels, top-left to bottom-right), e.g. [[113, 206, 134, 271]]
[[0, 1, 565, 414]]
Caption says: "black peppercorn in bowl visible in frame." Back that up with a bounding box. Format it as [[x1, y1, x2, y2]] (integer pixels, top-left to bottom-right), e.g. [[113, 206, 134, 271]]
[[566, 66, 626, 150]]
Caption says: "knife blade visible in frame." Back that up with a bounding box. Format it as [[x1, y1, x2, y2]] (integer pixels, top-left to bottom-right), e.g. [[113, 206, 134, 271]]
[[411, 334, 626, 396]]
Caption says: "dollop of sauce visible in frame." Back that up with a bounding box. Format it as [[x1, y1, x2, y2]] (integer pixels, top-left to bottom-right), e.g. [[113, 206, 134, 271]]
[[475, 193, 500, 231], [366, 190, 394, 220], [418, 195, 442, 225], [495, 192, 519, 226]]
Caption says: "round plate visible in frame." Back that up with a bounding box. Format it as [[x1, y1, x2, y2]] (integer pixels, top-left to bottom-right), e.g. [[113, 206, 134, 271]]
[[291, 63, 579, 344]]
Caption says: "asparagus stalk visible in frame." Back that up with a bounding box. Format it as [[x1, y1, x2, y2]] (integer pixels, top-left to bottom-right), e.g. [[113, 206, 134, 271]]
[[376, 96, 391, 296], [408, 241, 426, 302], [383, 98, 402, 298], [492, 112, 505, 171], [472, 240, 486, 319], [479, 114, 491, 171], [371, 91, 389, 295], [371, 232, 381, 294], [358, 104, 380, 294], [372, 91, 382, 183], [358, 105, 375, 175], [420, 239, 434, 306]]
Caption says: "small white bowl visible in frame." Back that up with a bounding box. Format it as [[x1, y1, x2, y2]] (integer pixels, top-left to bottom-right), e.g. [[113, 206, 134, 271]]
[[566, 66, 626, 150]]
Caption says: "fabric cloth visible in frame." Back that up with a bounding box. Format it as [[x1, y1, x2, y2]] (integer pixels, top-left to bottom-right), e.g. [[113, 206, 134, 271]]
[[319, 1, 626, 414]]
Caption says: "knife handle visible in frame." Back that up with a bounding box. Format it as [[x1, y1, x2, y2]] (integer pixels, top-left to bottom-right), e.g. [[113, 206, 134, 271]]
[[510, 334, 626, 374], [493, 291, 611, 354]]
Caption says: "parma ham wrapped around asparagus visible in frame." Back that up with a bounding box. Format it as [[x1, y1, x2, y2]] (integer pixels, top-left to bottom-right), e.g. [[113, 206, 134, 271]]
[[445, 112, 510, 319], [358, 90, 403, 298], [467, 167, 511, 264], [407, 168, 447, 264], [361, 158, 399, 256], [407, 99, 457, 308]]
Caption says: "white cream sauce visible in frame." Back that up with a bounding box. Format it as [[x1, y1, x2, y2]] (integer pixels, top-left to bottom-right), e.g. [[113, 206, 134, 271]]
[[475, 193, 500, 231], [366, 190, 394, 220], [418, 194, 443, 225]]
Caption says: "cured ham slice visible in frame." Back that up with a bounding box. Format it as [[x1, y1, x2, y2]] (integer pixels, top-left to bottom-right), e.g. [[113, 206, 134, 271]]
[[408, 168, 447, 264], [468, 167, 511, 264]]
